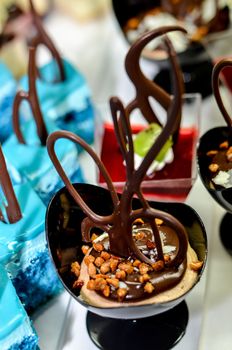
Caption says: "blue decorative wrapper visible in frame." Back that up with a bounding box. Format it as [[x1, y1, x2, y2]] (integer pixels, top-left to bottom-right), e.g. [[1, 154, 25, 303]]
[[0, 62, 17, 143], [0, 264, 38, 350], [0, 181, 62, 314], [3, 118, 85, 206]]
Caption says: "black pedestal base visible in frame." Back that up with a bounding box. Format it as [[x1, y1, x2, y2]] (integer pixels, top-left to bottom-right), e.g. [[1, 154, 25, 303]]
[[86, 301, 189, 350], [220, 212, 232, 256]]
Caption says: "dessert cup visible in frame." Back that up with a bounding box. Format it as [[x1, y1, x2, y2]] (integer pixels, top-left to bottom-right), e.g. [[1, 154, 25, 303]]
[[99, 93, 201, 202], [111, 0, 217, 98], [46, 183, 207, 349], [197, 58, 232, 255]]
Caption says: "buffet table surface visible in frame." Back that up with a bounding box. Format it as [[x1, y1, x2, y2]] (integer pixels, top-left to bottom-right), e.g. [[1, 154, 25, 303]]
[[32, 7, 232, 350]]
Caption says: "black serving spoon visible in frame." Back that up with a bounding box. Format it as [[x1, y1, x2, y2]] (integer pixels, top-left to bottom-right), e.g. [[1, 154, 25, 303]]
[[197, 58, 232, 255]]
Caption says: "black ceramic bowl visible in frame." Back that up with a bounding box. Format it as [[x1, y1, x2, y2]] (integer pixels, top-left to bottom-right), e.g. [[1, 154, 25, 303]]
[[46, 183, 207, 319], [197, 126, 232, 212]]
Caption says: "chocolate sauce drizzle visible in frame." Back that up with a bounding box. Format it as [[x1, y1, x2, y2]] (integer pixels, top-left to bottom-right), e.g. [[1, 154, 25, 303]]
[[47, 28, 188, 268], [212, 58, 232, 128], [13, 46, 48, 146], [0, 146, 22, 223], [125, 26, 185, 139], [29, 0, 65, 82]]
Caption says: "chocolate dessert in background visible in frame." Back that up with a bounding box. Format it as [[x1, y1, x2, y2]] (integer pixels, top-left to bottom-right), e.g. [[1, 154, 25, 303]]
[[112, 0, 230, 98]]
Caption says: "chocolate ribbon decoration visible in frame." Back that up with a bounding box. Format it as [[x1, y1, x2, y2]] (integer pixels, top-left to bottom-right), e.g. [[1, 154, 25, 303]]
[[29, 0, 65, 82], [125, 25, 186, 134], [47, 73, 188, 267], [212, 58, 232, 128], [0, 145, 22, 223], [13, 46, 48, 146]]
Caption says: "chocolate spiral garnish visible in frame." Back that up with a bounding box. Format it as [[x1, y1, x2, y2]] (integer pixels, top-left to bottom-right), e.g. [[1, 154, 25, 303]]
[[13, 46, 48, 145], [212, 58, 232, 128], [29, 0, 65, 82], [0, 145, 22, 223], [125, 25, 185, 132]]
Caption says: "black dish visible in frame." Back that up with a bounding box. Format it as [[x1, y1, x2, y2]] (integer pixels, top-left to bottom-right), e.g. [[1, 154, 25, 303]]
[[197, 126, 232, 255], [46, 183, 207, 348]]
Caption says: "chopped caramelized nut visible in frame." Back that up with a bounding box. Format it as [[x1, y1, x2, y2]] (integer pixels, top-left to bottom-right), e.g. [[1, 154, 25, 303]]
[[219, 141, 229, 149], [84, 255, 95, 266], [91, 233, 99, 241], [87, 279, 95, 290], [164, 254, 171, 263], [144, 282, 155, 293], [115, 270, 126, 280], [93, 242, 104, 252], [117, 288, 128, 301], [110, 258, 119, 272], [133, 259, 141, 267], [135, 231, 145, 240], [102, 285, 110, 297], [94, 256, 105, 267], [208, 163, 219, 172], [152, 260, 165, 271], [139, 273, 150, 283], [127, 17, 140, 30], [155, 218, 163, 226], [139, 263, 150, 275], [88, 262, 97, 277], [81, 245, 89, 255], [71, 261, 80, 277], [206, 150, 218, 157], [134, 218, 144, 225], [73, 279, 84, 289], [226, 147, 232, 161], [118, 262, 134, 274], [94, 274, 109, 279], [94, 278, 107, 291], [106, 278, 119, 289], [101, 251, 111, 260], [190, 261, 203, 271], [100, 260, 111, 274]]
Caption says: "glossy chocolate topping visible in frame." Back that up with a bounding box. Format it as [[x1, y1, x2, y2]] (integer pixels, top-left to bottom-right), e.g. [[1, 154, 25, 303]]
[[0, 145, 22, 223], [212, 58, 232, 128], [29, 0, 65, 82], [125, 26, 185, 138], [13, 46, 48, 145]]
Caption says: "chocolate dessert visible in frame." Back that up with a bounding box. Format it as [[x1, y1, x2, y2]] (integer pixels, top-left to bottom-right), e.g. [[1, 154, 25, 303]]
[[46, 49, 204, 308]]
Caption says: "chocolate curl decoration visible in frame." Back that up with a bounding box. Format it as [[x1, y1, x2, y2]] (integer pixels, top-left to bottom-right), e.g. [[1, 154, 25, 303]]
[[13, 46, 48, 146], [125, 25, 186, 130], [212, 58, 232, 128], [47, 95, 188, 267], [0, 145, 22, 223], [29, 0, 65, 82]]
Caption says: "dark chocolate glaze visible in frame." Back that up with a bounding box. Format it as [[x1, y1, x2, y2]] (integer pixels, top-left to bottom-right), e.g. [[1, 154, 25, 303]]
[[13, 46, 48, 146], [89, 223, 187, 301], [29, 0, 65, 82], [0, 145, 22, 223], [212, 58, 232, 128]]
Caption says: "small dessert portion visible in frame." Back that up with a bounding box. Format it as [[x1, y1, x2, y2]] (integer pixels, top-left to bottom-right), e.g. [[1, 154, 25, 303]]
[[47, 46, 205, 310], [74, 218, 202, 306], [123, 0, 230, 58], [3, 45, 84, 205], [19, 0, 95, 152], [201, 58, 232, 191]]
